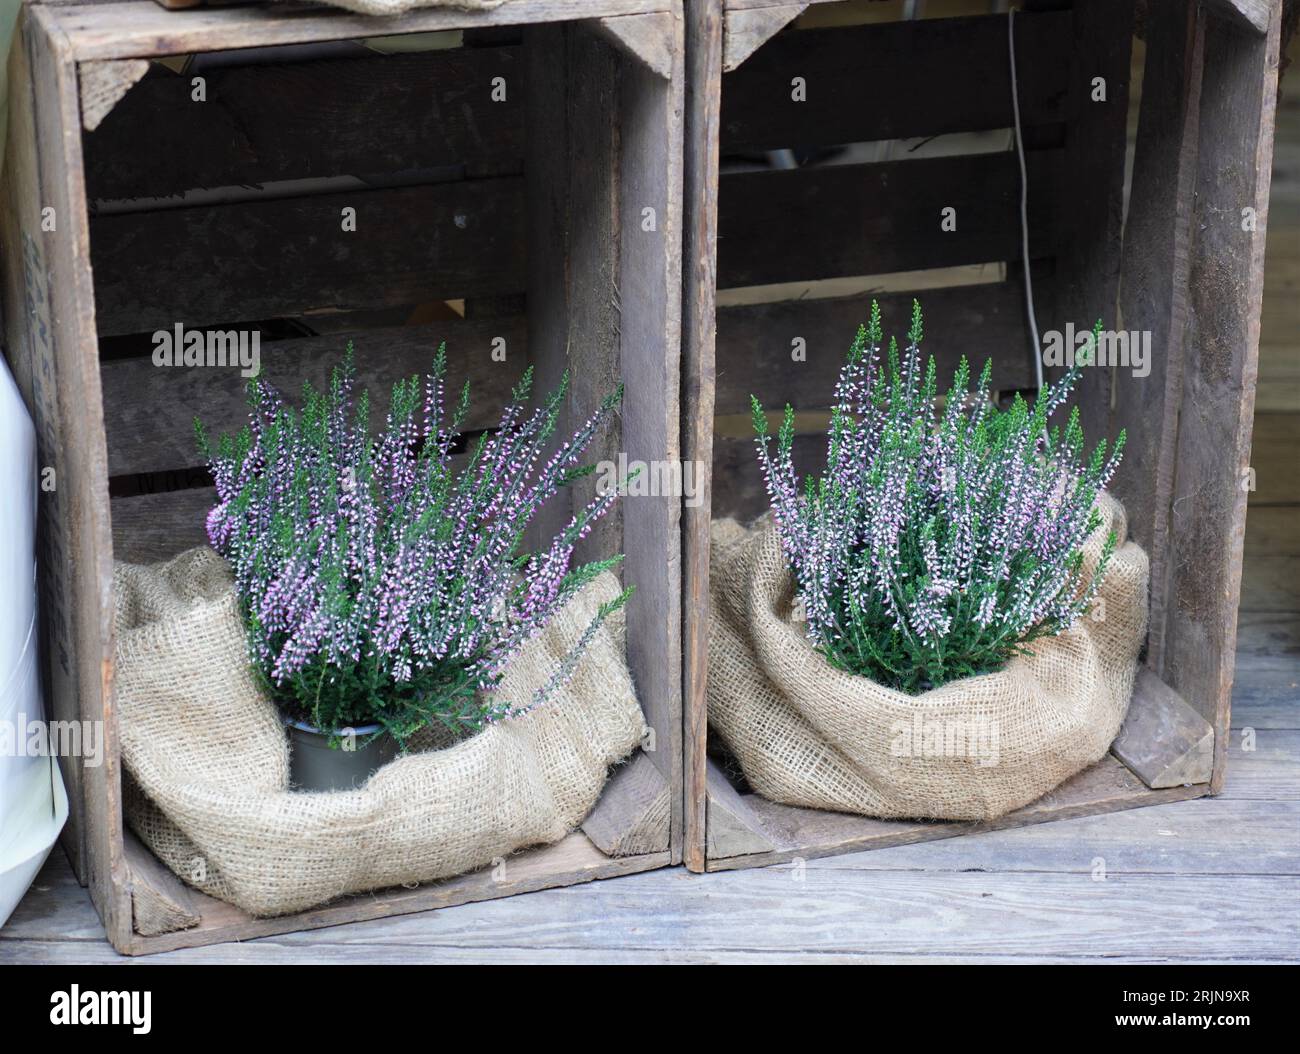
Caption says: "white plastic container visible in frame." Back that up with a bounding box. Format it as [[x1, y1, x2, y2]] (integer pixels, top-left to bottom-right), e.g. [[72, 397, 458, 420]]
[[0, 349, 66, 928]]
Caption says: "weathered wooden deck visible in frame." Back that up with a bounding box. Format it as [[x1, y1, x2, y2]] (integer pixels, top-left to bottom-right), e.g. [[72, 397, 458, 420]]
[[1, 20, 1297, 965]]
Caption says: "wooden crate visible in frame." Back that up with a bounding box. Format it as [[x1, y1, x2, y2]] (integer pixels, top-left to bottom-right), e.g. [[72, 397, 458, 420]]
[[0, 0, 684, 953], [682, 0, 1285, 871]]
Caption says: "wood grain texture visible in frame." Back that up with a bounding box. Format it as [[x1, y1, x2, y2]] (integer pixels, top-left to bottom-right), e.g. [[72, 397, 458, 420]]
[[0, 7, 88, 881], [1249, 413, 1300, 502], [716, 150, 1061, 290], [525, 19, 683, 862], [580, 751, 671, 856], [77, 57, 146, 132], [590, 11, 677, 78], [99, 318, 527, 477], [710, 431, 820, 521], [84, 46, 524, 201], [1202, 0, 1278, 35], [1162, 1, 1283, 794], [110, 487, 215, 563], [1111, 667, 1215, 788], [812, 797, 1300, 875], [125, 830, 200, 937], [1114, 0, 1203, 671], [721, 10, 1070, 150], [721, 2, 806, 72], [26, 4, 127, 948], [682, 0, 722, 873], [706, 756, 1209, 872], [705, 758, 777, 857], [89, 176, 527, 336], [614, 17, 686, 860], [126, 833, 670, 956], [45, 1, 677, 61], [1219, 730, 1300, 801], [11, 853, 1297, 963], [714, 280, 1045, 415]]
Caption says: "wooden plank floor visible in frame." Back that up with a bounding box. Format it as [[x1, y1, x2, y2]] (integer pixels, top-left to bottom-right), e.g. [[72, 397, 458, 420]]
[[2, 21, 1298, 966]]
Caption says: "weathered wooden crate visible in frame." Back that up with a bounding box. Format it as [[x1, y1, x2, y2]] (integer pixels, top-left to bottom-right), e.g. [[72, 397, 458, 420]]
[[0, 0, 684, 953], [682, 0, 1284, 871]]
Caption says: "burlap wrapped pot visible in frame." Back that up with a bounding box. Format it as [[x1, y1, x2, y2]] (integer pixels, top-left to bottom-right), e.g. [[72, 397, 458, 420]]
[[114, 548, 645, 918], [708, 493, 1149, 822]]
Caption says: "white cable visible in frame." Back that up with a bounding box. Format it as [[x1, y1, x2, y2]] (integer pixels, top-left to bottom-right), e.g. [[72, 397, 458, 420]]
[[1009, 7, 1044, 393]]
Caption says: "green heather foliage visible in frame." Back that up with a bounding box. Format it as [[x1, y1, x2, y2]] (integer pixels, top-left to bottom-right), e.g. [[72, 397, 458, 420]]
[[197, 344, 631, 746], [753, 302, 1125, 693]]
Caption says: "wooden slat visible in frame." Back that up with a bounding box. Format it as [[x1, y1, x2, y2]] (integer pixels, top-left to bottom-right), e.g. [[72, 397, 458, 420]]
[[84, 47, 523, 202], [1240, 555, 1300, 611], [580, 751, 671, 856], [613, 20, 686, 860], [1202, 0, 1277, 35], [125, 829, 200, 937], [567, 26, 624, 572], [716, 150, 1062, 290], [0, 10, 88, 880], [706, 759, 778, 858], [99, 318, 528, 477], [1162, 1, 1283, 795], [706, 755, 1208, 872], [714, 280, 1042, 415], [89, 177, 527, 336], [711, 432, 821, 522], [812, 797, 1300, 875], [1233, 614, 1300, 727], [12, 868, 1300, 964], [1221, 729, 1300, 801], [524, 21, 683, 860], [682, 0, 723, 873], [1113, 0, 1203, 665], [110, 448, 486, 566], [47, 1, 675, 61], [25, 5, 128, 949], [1249, 413, 1300, 503], [522, 23, 572, 557], [111, 487, 214, 563], [128, 832, 670, 956], [77, 57, 147, 132], [1111, 667, 1215, 789], [720, 10, 1071, 152], [1244, 505, 1300, 555], [590, 11, 677, 78], [722, 2, 806, 72]]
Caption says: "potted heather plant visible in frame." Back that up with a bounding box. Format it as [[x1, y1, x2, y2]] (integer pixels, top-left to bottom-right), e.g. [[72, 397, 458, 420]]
[[708, 301, 1150, 822], [753, 301, 1123, 692], [197, 344, 632, 792]]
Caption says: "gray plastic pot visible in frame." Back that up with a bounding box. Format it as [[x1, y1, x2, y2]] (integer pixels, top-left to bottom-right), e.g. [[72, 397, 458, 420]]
[[285, 719, 399, 793]]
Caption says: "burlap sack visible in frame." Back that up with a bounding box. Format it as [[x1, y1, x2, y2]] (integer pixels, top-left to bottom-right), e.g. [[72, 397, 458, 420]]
[[709, 493, 1149, 822], [114, 548, 645, 918]]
